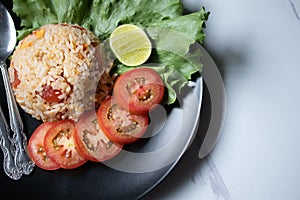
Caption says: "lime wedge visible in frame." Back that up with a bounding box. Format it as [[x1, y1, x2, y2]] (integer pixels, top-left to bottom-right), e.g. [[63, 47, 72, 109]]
[[109, 24, 152, 66]]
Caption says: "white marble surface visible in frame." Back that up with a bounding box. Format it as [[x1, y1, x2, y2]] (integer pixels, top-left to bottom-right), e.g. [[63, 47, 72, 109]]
[[143, 0, 300, 199]]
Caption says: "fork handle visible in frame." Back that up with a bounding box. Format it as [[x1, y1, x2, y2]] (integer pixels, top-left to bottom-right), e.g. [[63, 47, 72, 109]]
[[0, 106, 22, 180], [0, 61, 35, 176]]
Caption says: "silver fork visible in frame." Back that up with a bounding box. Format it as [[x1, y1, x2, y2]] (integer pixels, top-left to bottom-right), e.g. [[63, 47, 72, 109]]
[[0, 105, 22, 180], [0, 63, 35, 177]]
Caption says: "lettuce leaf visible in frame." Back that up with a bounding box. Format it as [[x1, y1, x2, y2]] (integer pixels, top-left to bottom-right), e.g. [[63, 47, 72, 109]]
[[116, 8, 209, 104], [13, 0, 184, 41], [12, 0, 209, 105]]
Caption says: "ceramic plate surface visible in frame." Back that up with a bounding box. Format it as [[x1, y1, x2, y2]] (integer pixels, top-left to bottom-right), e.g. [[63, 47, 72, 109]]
[[0, 1, 204, 199]]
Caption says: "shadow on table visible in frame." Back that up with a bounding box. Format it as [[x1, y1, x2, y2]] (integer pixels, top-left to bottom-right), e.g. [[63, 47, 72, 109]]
[[141, 40, 248, 199], [141, 79, 213, 199]]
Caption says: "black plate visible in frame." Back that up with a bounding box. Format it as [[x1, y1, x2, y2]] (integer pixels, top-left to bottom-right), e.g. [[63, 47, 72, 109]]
[[0, 1, 203, 199]]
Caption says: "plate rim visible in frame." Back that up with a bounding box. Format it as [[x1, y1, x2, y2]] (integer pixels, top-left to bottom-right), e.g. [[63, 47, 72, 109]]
[[137, 75, 203, 199]]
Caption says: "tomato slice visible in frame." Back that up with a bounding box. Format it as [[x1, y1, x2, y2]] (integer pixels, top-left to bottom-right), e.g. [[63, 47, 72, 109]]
[[11, 68, 21, 89], [74, 111, 123, 162], [113, 67, 165, 114], [44, 120, 87, 169], [27, 122, 60, 170], [97, 96, 148, 144], [39, 85, 63, 103]]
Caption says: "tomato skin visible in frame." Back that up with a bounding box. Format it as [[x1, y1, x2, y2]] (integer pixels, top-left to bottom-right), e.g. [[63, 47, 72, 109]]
[[27, 122, 60, 170], [97, 96, 148, 144], [44, 120, 87, 169], [74, 111, 123, 162], [113, 67, 165, 115]]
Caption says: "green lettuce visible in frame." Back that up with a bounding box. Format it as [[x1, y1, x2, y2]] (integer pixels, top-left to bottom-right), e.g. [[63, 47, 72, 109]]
[[12, 0, 209, 104]]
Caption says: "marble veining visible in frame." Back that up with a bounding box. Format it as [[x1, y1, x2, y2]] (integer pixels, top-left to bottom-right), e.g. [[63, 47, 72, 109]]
[[145, 0, 300, 199], [289, 0, 300, 20], [206, 156, 232, 200]]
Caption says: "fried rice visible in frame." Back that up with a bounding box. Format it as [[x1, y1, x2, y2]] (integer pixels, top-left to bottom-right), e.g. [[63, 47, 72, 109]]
[[9, 23, 115, 122]]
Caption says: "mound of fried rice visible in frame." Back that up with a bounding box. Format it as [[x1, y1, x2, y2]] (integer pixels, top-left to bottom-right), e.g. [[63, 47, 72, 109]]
[[9, 23, 115, 122]]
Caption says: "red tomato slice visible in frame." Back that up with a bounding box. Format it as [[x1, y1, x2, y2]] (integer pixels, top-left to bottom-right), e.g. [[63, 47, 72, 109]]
[[27, 122, 60, 170], [44, 120, 87, 169], [39, 85, 63, 103], [113, 67, 165, 114], [74, 111, 123, 162], [97, 96, 148, 144], [11, 68, 21, 89]]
